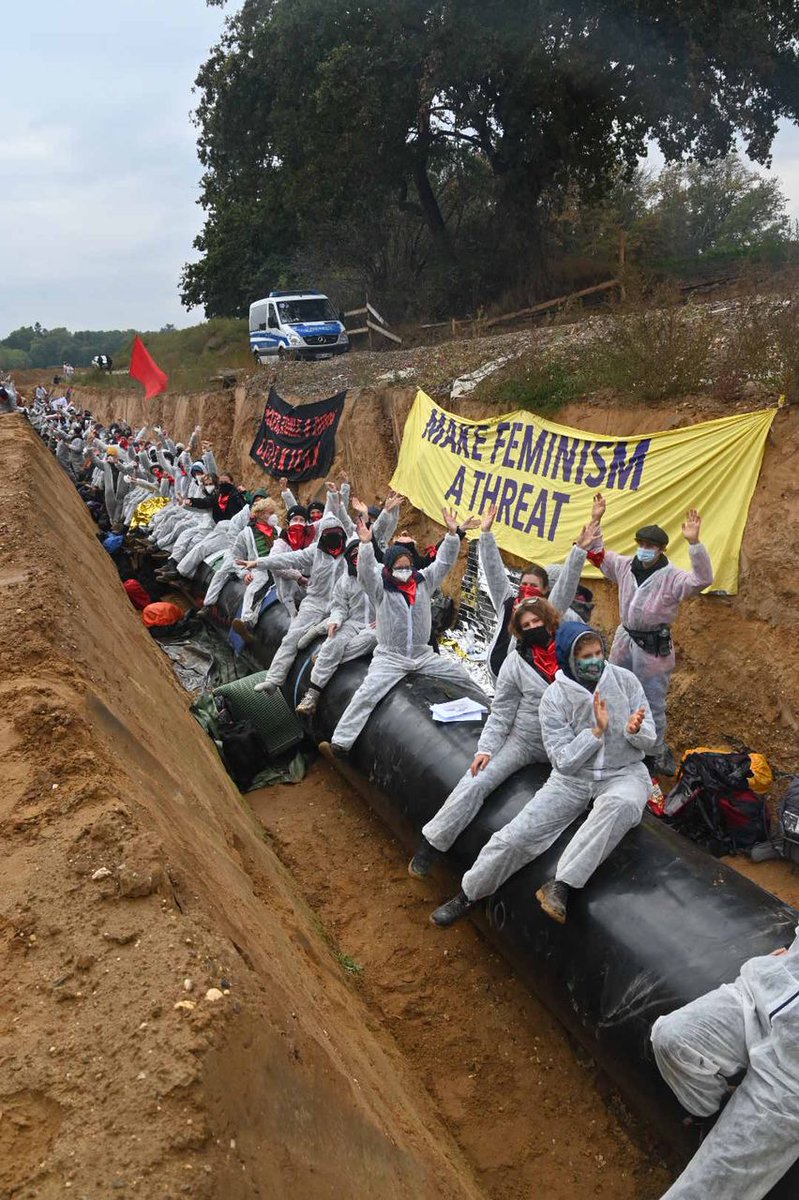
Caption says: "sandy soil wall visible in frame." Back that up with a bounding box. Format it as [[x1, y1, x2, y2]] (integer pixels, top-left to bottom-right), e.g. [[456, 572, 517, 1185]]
[[0, 415, 483, 1199]]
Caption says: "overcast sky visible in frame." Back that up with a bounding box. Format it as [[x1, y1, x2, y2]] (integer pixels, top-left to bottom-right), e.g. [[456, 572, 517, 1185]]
[[2, 1, 799, 339]]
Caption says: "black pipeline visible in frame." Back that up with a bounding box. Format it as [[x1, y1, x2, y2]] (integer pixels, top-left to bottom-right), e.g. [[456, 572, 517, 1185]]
[[197, 568, 799, 1197]]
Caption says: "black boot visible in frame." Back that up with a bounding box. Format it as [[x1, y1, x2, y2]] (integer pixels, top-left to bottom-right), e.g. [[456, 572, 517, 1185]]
[[430, 891, 475, 928], [408, 838, 437, 880], [536, 879, 570, 924]]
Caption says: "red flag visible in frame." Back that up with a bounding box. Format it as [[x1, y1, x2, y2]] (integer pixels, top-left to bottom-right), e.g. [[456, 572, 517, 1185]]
[[129, 335, 168, 400]]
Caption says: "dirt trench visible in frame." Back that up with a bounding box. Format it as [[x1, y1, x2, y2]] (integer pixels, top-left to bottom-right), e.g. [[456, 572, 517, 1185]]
[[0, 416, 489, 1199]]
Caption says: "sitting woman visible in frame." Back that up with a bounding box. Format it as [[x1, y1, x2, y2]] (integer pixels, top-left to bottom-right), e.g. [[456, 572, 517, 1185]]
[[408, 596, 561, 879], [323, 508, 475, 758]]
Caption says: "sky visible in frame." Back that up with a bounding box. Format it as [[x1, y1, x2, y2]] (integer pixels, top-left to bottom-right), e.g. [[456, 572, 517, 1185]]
[[2, 2, 799, 340]]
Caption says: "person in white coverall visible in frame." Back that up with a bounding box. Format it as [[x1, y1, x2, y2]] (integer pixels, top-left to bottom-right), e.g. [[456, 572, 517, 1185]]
[[239, 515, 351, 693], [431, 620, 656, 928], [651, 935, 799, 1200], [407, 593, 563, 879], [323, 508, 477, 757], [478, 501, 592, 682], [295, 538, 379, 717], [590, 495, 713, 776]]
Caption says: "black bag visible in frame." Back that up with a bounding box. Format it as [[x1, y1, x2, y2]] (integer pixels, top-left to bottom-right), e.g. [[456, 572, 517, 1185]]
[[663, 751, 766, 857], [219, 719, 269, 790]]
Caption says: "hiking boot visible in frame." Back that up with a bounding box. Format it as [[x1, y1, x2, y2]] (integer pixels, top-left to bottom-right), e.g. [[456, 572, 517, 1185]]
[[296, 688, 320, 717], [408, 838, 437, 879], [231, 618, 255, 644], [253, 678, 277, 694], [196, 605, 211, 619], [430, 891, 475, 928], [653, 745, 678, 777], [156, 567, 179, 582], [536, 880, 570, 924]]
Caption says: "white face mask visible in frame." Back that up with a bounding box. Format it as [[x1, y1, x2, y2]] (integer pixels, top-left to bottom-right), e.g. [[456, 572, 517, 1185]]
[[204, 484, 215, 494], [392, 567, 413, 582]]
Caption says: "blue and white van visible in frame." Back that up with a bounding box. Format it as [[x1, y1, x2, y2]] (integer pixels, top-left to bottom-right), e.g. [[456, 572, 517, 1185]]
[[249, 291, 350, 363]]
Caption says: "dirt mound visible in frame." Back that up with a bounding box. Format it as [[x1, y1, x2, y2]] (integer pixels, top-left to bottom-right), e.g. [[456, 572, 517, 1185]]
[[0, 416, 485, 1199]]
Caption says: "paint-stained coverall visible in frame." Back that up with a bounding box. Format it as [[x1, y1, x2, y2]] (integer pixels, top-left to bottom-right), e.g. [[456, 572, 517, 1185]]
[[422, 643, 551, 852], [330, 533, 473, 752], [651, 931, 799, 1200], [480, 531, 586, 681], [591, 532, 713, 755], [460, 622, 656, 901]]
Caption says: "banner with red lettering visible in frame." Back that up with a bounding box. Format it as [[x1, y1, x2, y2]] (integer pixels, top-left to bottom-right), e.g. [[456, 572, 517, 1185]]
[[249, 387, 346, 481]]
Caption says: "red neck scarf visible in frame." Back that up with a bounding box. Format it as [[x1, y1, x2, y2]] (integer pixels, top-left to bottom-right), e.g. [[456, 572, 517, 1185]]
[[518, 636, 558, 683], [516, 583, 543, 606], [287, 524, 315, 550], [382, 566, 418, 605], [253, 519, 276, 539]]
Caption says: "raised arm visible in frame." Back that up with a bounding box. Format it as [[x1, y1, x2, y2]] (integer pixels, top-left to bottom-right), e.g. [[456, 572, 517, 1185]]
[[420, 510, 463, 591], [355, 523, 384, 610], [670, 510, 714, 599]]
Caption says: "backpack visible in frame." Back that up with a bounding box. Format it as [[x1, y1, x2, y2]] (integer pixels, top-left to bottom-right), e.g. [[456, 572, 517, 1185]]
[[219, 719, 269, 791], [662, 750, 769, 857]]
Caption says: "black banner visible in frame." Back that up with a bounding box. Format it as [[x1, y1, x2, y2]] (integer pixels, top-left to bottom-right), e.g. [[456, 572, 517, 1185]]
[[249, 387, 346, 482]]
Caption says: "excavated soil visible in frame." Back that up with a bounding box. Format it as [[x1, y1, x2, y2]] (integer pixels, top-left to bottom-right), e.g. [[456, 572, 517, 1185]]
[[0, 416, 492, 1200]]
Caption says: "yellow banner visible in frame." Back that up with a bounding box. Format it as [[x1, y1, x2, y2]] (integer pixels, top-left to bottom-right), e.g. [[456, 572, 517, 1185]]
[[390, 391, 776, 595]]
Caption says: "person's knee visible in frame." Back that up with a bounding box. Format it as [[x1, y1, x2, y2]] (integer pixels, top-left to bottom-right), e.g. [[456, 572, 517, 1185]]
[[651, 1013, 685, 1070]]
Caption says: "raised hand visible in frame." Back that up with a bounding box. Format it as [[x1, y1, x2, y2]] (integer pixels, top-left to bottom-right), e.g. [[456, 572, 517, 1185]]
[[592, 692, 609, 736], [279, 477, 289, 491], [470, 752, 491, 777], [458, 515, 480, 532], [481, 502, 498, 532], [626, 707, 646, 735], [592, 493, 606, 522], [441, 506, 460, 534], [356, 516, 373, 543], [575, 519, 601, 550], [682, 508, 701, 544], [384, 492, 405, 512], [351, 495, 369, 516]]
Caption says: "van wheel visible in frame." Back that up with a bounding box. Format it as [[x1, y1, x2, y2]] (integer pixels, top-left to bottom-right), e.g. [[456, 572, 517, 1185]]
[[253, 351, 262, 365], [277, 346, 297, 363]]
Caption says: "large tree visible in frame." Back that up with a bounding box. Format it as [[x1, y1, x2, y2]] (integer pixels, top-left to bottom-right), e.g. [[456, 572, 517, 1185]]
[[184, 0, 799, 316]]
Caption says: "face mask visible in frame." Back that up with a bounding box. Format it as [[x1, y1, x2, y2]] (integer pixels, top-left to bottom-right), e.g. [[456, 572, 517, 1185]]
[[287, 523, 307, 549], [392, 567, 413, 583], [204, 485, 215, 494], [520, 626, 551, 649], [321, 538, 345, 557], [636, 547, 658, 566], [575, 656, 604, 684], [517, 582, 543, 603]]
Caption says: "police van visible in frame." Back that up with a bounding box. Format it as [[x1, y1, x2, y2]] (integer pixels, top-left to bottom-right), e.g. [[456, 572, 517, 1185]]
[[249, 291, 350, 362]]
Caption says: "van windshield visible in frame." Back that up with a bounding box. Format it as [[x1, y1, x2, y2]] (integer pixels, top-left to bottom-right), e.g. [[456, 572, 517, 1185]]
[[277, 298, 338, 324]]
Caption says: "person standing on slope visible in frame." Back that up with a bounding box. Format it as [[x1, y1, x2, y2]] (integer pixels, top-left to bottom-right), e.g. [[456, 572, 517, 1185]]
[[589, 494, 713, 776]]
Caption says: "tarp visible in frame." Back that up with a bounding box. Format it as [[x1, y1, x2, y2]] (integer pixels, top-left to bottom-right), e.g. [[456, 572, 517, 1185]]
[[390, 391, 777, 594]]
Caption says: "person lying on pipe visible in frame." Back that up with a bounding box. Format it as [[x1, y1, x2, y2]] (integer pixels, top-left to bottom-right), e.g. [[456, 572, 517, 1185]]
[[408, 594, 564, 880], [319, 508, 479, 760], [195, 497, 278, 617], [431, 620, 657, 928], [588, 494, 713, 778], [479, 500, 593, 684], [651, 935, 799, 1200]]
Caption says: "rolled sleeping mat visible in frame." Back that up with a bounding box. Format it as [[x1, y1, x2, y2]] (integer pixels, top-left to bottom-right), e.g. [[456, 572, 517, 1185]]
[[191, 569, 799, 1194]]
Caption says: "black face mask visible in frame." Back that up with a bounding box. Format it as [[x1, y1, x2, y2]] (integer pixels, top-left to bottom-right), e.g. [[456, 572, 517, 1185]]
[[519, 626, 551, 650], [319, 531, 345, 557]]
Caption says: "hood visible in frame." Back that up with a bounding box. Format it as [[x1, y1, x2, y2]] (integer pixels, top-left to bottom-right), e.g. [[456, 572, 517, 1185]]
[[555, 621, 607, 681]]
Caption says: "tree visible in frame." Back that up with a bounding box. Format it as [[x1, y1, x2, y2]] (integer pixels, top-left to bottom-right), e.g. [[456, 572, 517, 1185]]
[[187, 0, 799, 317]]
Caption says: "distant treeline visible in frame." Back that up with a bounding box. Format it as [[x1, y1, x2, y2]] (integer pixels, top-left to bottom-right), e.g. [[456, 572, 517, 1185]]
[[0, 324, 139, 372]]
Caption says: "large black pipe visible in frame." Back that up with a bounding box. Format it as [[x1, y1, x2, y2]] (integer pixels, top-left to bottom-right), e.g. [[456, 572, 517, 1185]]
[[198, 566, 799, 1195]]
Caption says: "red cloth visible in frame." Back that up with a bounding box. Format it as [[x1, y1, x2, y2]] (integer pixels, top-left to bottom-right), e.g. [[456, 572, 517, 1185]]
[[531, 642, 559, 682], [516, 583, 543, 604], [123, 578, 151, 610], [587, 549, 605, 568], [129, 335, 169, 401], [142, 601, 183, 628], [287, 524, 315, 550], [254, 519, 276, 539]]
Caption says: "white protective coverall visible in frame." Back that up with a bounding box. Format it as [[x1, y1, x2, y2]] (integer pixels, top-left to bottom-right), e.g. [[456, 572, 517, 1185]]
[[330, 533, 474, 752], [593, 534, 714, 755], [461, 626, 656, 901], [422, 643, 551, 852], [651, 932, 799, 1200], [176, 503, 253, 580], [480, 531, 587, 682], [308, 558, 377, 690], [253, 517, 349, 688]]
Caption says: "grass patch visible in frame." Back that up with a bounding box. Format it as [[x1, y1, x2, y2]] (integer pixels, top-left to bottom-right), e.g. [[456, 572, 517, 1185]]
[[310, 914, 365, 979], [582, 306, 715, 402], [478, 355, 585, 415]]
